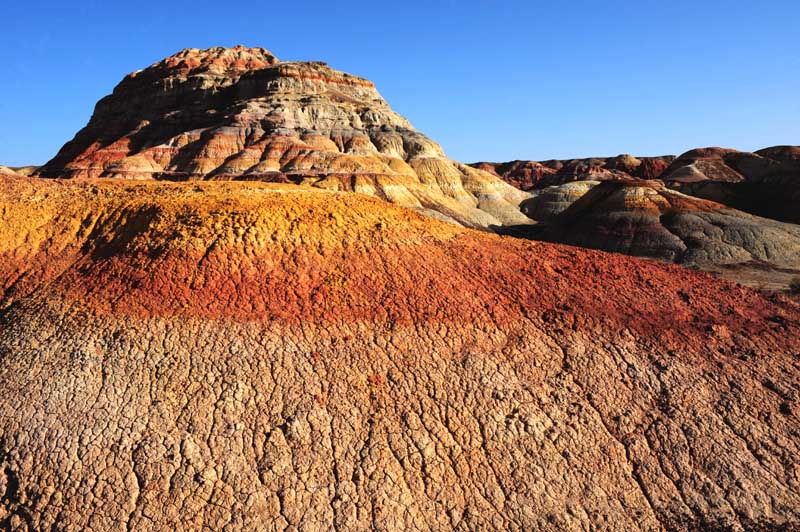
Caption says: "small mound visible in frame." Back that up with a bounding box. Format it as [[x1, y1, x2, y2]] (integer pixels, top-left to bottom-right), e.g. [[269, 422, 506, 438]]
[[520, 181, 600, 221], [505, 180, 800, 289]]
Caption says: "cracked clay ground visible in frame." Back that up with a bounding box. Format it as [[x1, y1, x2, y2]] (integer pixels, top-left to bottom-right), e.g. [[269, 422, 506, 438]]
[[0, 177, 798, 531]]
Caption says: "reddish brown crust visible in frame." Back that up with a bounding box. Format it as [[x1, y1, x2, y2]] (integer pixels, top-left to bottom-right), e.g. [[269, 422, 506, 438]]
[[0, 176, 795, 352]]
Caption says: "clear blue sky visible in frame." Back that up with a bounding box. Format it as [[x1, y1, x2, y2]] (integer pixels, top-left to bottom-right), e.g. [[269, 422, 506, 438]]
[[1, 0, 798, 166]]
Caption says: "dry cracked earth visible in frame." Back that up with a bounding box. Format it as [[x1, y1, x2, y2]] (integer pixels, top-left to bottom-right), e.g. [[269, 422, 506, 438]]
[[0, 176, 798, 531]]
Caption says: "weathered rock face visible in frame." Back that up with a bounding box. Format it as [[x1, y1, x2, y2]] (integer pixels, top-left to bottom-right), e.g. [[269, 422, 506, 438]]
[[661, 146, 800, 224], [0, 175, 799, 531], [507, 180, 800, 290], [35, 46, 529, 229]]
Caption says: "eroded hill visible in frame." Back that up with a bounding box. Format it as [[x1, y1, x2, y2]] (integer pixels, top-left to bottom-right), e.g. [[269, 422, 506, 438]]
[[35, 46, 528, 229]]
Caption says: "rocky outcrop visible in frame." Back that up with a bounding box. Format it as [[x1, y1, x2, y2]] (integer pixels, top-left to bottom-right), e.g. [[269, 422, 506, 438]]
[[35, 46, 529, 229], [471, 160, 559, 190], [0, 175, 798, 531], [507, 180, 800, 290]]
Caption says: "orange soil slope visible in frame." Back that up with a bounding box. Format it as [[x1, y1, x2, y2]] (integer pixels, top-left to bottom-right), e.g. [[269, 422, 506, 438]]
[[0, 176, 792, 338]]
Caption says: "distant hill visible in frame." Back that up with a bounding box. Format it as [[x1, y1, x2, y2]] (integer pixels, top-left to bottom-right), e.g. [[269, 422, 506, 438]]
[[473, 145, 800, 224]]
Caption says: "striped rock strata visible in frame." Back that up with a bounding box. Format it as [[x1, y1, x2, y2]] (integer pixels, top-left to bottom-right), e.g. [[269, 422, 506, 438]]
[[661, 146, 800, 225], [35, 46, 528, 229], [473, 155, 675, 191]]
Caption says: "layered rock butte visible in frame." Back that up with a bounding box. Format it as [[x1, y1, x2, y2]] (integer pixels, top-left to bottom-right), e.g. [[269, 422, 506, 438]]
[[0, 46, 798, 531], [36, 46, 529, 229]]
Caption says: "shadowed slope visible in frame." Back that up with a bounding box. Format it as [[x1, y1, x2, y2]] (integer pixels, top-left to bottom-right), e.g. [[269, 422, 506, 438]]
[[0, 176, 798, 531]]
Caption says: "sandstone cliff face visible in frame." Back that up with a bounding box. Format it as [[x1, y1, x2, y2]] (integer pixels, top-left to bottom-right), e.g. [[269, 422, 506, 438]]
[[35, 46, 528, 229], [0, 176, 799, 531], [508, 180, 800, 290]]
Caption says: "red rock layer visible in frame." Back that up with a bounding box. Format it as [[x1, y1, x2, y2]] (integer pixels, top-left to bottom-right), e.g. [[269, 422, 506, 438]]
[[0, 176, 788, 337], [470, 160, 559, 190]]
